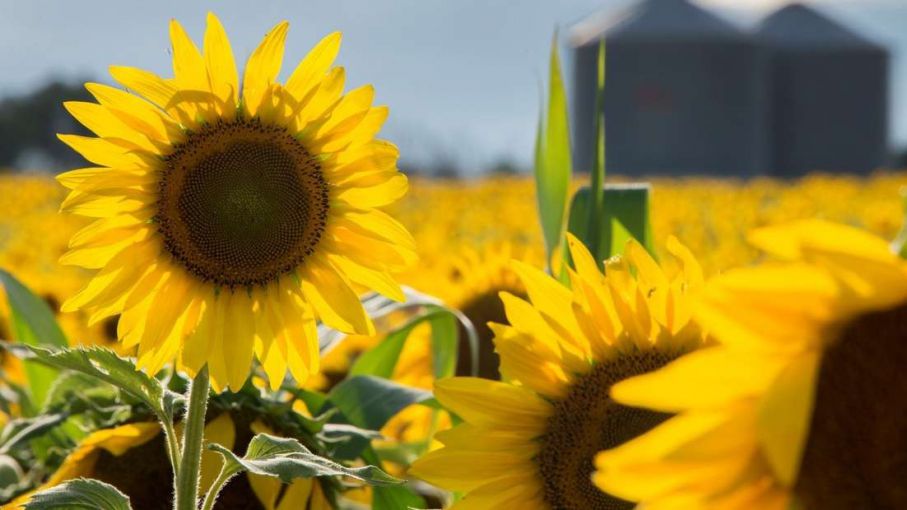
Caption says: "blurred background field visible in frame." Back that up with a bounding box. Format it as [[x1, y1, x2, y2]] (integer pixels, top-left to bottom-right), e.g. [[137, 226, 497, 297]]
[[3, 171, 905, 348], [1, 0, 906, 356]]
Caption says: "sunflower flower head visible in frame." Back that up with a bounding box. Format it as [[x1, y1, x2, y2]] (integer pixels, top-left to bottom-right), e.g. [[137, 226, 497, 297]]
[[409, 234, 707, 509], [594, 220, 907, 510], [57, 13, 416, 391]]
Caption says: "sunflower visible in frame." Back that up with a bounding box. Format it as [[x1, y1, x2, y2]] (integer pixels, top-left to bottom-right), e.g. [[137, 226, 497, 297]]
[[56, 13, 416, 390], [412, 243, 541, 379], [593, 220, 907, 510], [409, 234, 706, 509], [4, 414, 331, 510]]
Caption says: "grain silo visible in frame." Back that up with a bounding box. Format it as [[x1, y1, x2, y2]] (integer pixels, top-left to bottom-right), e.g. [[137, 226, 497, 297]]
[[757, 4, 889, 176], [570, 0, 769, 177]]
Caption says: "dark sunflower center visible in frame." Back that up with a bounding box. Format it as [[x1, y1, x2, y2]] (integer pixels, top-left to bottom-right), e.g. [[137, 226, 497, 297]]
[[157, 119, 329, 288], [536, 349, 678, 510], [794, 302, 907, 510], [455, 288, 525, 379]]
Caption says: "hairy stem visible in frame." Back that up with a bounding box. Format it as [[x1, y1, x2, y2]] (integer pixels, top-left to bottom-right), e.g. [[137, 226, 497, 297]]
[[161, 418, 181, 477], [174, 365, 210, 510], [199, 463, 236, 510]]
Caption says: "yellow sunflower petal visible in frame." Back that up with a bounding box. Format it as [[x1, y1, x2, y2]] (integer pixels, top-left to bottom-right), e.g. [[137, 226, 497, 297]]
[[433, 377, 551, 429], [285, 32, 342, 99], [242, 21, 289, 117], [203, 12, 239, 110]]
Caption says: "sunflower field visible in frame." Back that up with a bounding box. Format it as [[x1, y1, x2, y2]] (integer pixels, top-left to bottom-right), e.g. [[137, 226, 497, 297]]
[[1, 13, 906, 510]]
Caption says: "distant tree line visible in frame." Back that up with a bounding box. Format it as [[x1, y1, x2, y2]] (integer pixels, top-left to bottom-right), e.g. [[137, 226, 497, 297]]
[[0, 80, 91, 172]]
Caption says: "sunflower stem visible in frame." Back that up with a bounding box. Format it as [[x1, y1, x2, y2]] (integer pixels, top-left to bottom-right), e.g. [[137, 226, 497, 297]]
[[175, 365, 210, 510], [162, 419, 181, 475], [200, 464, 235, 510]]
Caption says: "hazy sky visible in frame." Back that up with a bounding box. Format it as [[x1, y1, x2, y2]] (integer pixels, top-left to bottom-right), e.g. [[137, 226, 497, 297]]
[[1, 0, 904, 172]]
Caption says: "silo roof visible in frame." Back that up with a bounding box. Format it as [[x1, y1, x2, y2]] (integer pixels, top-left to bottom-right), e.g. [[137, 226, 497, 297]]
[[570, 0, 747, 47], [757, 3, 885, 51]]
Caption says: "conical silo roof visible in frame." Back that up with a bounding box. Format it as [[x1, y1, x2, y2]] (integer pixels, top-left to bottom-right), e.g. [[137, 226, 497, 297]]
[[570, 0, 746, 47], [757, 3, 885, 51]]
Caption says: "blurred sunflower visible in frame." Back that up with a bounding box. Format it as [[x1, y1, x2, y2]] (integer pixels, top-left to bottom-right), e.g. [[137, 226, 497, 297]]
[[428, 243, 540, 379], [410, 234, 706, 509], [594, 220, 907, 510], [57, 13, 415, 390], [5, 414, 330, 510]]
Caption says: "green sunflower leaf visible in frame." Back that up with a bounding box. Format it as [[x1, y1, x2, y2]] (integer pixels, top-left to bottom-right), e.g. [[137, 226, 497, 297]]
[[350, 303, 467, 380], [208, 433, 402, 486], [1, 343, 182, 425], [23, 478, 132, 510], [0, 413, 67, 455], [0, 269, 68, 412], [327, 375, 433, 431], [534, 32, 573, 273]]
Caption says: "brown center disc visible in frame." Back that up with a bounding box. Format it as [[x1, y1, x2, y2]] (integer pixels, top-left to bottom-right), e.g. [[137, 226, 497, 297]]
[[536, 349, 679, 510], [156, 119, 329, 288], [794, 303, 907, 509]]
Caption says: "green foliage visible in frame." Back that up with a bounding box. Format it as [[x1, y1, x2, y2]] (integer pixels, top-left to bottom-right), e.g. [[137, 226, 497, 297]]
[[586, 39, 607, 258], [567, 184, 654, 264], [3, 343, 181, 427], [350, 304, 465, 380], [0, 413, 67, 456], [0, 270, 68, 411], [534, 33, 573, 271], [372, 484, 426, 510], [23, 478, 131, 510], [891, 186, 907, 257], [328, 376, 432, 432], [209, 433, 402, 486]]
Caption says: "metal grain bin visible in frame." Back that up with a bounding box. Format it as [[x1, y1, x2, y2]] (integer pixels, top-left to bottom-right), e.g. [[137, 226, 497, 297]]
[[757, 3, 889, 176], [570, 0, 769, 176]]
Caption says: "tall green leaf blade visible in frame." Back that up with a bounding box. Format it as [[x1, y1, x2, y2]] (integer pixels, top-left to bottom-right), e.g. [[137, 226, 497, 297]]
[[0, 270, 68, 410], [891, 186, 907, 257], [328, 376, 432, 431], [586, 39, 607, 257], [209, 433, 402, 486], [534, 33, 572, 271], [23, 478, 132, 510]]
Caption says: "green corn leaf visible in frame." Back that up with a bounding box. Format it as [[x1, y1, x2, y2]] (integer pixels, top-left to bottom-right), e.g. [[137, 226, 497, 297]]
[[328, 376, 433, 432], [23, 478, 132, 510], [567, 183, 654, 264], [587, 39, 607, 258], [2, 343, 181, 426], [208, 433, 402, 486], [534, 32, 572, 272], [0, 270, 68, 411], [890, 186, 907, 258]]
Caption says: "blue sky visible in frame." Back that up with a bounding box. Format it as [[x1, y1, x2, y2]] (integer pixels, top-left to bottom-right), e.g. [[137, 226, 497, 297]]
[[1, 0, 904, 172]]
